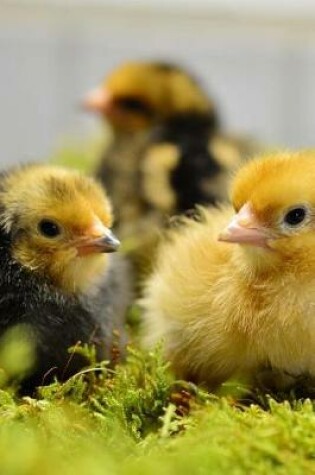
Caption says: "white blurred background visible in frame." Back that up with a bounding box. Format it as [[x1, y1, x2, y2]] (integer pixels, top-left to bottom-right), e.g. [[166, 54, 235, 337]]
[[1, 0, 315, 166]]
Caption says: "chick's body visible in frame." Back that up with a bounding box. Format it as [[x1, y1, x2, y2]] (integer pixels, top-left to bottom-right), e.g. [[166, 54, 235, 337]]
[[0, 165, 132, 392], [143, 152, 315, 391]]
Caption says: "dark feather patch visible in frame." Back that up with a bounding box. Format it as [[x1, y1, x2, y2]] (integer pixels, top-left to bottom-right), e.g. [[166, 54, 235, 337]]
[[148, 112, 222, 212]]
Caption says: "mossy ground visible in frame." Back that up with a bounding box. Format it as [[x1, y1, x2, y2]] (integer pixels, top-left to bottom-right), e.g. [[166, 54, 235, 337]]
[[0, 345, 315, 475], [0, 141, 311, 475]]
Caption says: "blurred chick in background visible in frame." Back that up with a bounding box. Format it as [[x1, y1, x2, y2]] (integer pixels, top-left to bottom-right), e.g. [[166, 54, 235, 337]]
[[142, 151, 315, 393], [84, 60, 256, 231], [0, 164, 132, 393], [84, 61, 259, 287]]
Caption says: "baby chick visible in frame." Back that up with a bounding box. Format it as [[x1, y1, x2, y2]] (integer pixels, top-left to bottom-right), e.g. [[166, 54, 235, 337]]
[[0, 164, 132, 392], [84, 61, 258, 287], [142, 151, 315, 393], [84, 61, 259, 227], [83, 61, 219, 230]]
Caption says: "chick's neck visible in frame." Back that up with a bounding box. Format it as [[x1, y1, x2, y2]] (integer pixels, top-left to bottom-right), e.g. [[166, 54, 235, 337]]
[[48, 253, 110, 295], [11, 238, 110, 296], [231, 241, 315, 292]]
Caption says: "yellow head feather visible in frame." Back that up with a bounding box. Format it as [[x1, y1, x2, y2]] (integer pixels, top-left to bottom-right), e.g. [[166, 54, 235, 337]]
[[0, 165, 114, 293], [102, 61, 213, 131]]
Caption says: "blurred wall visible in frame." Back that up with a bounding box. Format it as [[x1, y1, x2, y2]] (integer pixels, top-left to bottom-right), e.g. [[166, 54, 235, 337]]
[[1, 1, 315, 166]]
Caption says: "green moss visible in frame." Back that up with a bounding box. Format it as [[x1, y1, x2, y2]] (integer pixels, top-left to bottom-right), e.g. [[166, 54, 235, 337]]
[[0, 345, 312, 474]]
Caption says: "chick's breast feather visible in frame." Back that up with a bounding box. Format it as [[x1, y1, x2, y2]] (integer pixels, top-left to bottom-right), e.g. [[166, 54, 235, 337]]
[[142, 152, 315, 392]]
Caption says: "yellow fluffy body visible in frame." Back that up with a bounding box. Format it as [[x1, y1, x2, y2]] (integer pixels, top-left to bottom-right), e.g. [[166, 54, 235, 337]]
[[142, 152, 315, 390]]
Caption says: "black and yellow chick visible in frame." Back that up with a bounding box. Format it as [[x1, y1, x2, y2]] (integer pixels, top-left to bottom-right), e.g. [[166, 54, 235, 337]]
[[84, 61, 259, 286], [0, 164, 132, 393], [83, 61, 216, 231], [84, 60, 257, 227]]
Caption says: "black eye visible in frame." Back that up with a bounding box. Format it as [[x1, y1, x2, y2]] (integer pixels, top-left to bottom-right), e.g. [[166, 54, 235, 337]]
[[116, 97, 154, 116], [38, 219, 61, 238], [284, 207, 307, 227]]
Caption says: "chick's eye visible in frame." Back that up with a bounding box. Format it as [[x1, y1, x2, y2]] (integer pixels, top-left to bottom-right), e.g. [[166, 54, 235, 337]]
[[116, 97, 154, 116], [38, 219, 61, 238], [283, 207, 307, 227]]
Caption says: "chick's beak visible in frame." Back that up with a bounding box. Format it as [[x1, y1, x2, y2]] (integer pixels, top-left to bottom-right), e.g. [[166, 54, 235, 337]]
[[87, 229, 120, 253], [76, 223, 120, 256], [83, 87, 112, 113], [218, 203, 271, 248]]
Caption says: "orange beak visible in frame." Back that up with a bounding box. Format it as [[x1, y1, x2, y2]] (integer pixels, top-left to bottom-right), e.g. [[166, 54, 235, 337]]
[[76, 221, 120, 256], [83, 87, 112, 113], [218, 203, 272, 248]]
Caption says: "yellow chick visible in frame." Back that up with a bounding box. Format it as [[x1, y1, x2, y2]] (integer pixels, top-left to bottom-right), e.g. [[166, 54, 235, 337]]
[[142, 151, 315, 392]]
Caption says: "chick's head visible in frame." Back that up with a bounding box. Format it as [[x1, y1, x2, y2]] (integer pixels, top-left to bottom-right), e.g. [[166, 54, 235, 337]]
[[83, 61, 212, 132], [219, 152, 315, 272], [0, 165, 119, 293]]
